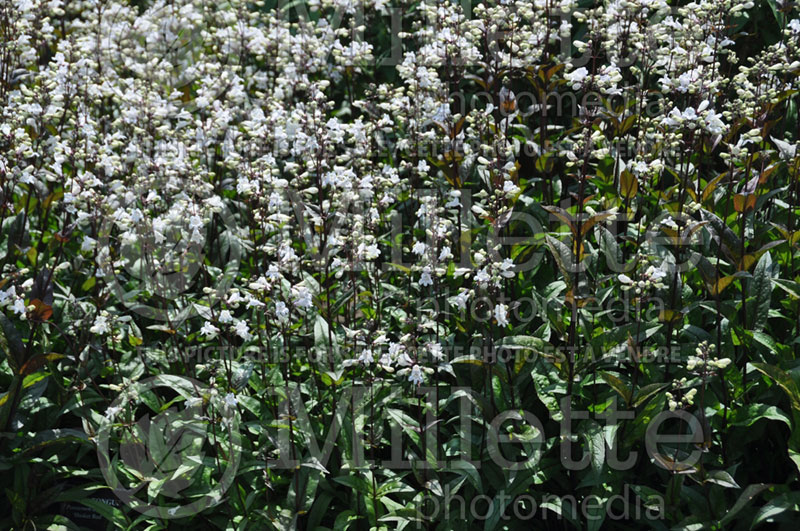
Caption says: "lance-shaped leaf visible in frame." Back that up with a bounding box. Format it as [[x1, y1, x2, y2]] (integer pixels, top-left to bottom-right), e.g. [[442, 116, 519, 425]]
[[750, 251, 777, 331], [751, 362, 800, 411]]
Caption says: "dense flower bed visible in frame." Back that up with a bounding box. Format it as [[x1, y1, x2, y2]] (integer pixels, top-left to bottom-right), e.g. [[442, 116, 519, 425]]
[[2, 0, 800, 529]]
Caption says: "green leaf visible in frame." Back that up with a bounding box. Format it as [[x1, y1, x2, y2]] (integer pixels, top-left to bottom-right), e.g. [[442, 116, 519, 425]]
[[314, 314, 330, 349], [540, 493, 579, 528], [730, 404, 791, 428], [773, 278, 800, 299], [597, 225, 633, 273], [751, 363, 800, 411], [705, 470, 740, 489], [545, 235, 575, 287], [599, 371, 631, 406], [3, 212, 27, 261], [702, 209, 742, 258], [483, 490, 516, 531], [78, 498, 129, 527], [586, 488, 608, 531], [0, 313, 25, 372], [750, 251, 776, 331], [307, 491, 334, 530], [498, 335, 545, 354], [751, 492, 800, 528], [752, 331, 779, 354], [531, 360, 566, 421], [448, 460, 482, 492], [719, 483, 771, 527], [586, 421, 605, 476], [633, 383, 670, 408], [81, 276, 96, 292], [332, 475, 372, 496]]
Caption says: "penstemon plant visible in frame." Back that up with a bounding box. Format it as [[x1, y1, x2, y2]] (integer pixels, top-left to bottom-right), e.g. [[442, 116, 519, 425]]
[[2, 0, 800, 529]]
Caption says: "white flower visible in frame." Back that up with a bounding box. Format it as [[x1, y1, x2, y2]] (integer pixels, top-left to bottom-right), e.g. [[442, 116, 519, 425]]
[[233, 320, 251, 340], [631, 161, 649, 175], [644, 266, 667, 286], [565, 66, 589, 88], [503, 180, 520, 195], [81, 236, 96, 252], [388, 342, 403, 358], [105, 405, 122, 419], [358, 348, 373, 365], [660, 217, 679, 230], [412, 241, 427, 256], [445, 191, 461, 209], [279, 243, 297, 263], [246, 296, 265, 309], [428, 342, 444, 361], [419, 266, 433, 286], [359, 243, 381, 260], [499, 258, 515, 278], [188, 215, 203, 231], [645, 266, 665, 280], [704, 110, 725, 135], [430, 103, 450, 124], [0, 287, 12, 304], [201, 321, 220, 339], [249, 276, 269, 291], [451, 290, 469, 310], [494, 304, 509, 327], [269, 192, 283, 209], [661, 107, 683, 128], [266, 264, 281, 280], [395, 352, 412, 367], [186, 396, 203, 408], [408, 364, 424, 385], [710, 357, 732, 369], [687, 357, 699, 371], [11, 298, 26, 316], [224, 393, 238, 407], [275, 301, 289, 321], [293, 286, 313, 309], [685, 388, 698, 405], [90, 314, 110, 334]]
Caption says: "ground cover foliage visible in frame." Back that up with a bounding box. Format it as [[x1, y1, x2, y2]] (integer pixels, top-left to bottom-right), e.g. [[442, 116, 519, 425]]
[[3, 0, 800, 529]]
